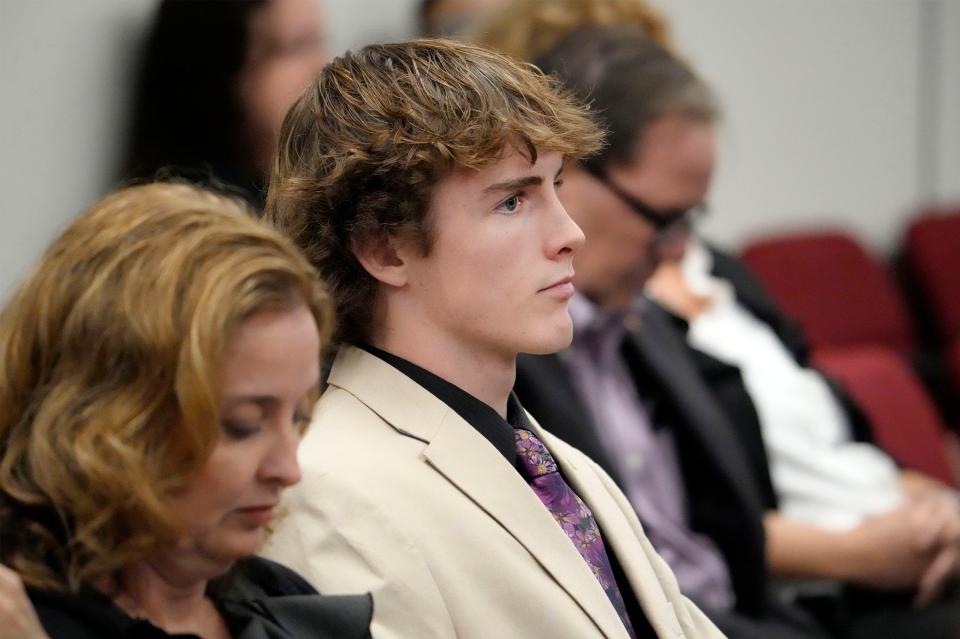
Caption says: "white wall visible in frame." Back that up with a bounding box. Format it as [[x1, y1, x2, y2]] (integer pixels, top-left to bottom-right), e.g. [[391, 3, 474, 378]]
[[326, 0, 417, 51], [659, 0, 959, 252], [937, 0, 960, 204], [0, 0, 154, 300], [1, 0, 957, 301]]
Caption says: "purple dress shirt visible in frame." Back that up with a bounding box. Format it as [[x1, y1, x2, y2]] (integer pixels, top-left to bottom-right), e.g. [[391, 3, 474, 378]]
[[564, 294, 735, 612]]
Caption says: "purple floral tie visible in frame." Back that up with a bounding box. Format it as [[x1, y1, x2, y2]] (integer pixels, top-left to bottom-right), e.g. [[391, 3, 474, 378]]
[[514, 428, 638, 639]]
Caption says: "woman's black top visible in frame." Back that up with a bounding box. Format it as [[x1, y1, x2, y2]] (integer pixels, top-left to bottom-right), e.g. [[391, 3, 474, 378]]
[[29, 557, 372, 639]]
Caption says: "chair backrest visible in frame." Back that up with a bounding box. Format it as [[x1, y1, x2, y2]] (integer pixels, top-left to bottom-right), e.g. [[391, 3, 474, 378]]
[[948, 338, 960, 398], [741, 230, 915, 353], [904, 208, 960, 345], [813, 346, 956, 486]]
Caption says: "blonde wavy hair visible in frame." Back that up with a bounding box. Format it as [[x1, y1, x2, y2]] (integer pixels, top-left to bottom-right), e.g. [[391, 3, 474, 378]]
[[467, 0, 673, 63], [266, 38, 603, 346], [0, 182, 332, 591]]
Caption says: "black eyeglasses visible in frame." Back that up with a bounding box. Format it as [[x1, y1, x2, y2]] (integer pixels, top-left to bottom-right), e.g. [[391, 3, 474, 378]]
[[585, 166, 707, 241]]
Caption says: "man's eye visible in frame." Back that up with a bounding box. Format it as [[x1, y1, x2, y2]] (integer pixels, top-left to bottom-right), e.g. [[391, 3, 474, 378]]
[[498, 193, 522, 214]]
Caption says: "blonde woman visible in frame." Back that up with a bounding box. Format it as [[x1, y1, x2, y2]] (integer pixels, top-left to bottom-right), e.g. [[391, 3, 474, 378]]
[[0, 183, 370, 638]]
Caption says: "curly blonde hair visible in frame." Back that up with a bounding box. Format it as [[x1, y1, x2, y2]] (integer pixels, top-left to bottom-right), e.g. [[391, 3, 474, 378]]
[[0, 182, 332, 591], [467, 0, 673, 62], [265, 38, 603, 346]]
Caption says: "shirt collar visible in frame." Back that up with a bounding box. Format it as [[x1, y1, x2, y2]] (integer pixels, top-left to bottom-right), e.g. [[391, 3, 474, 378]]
[[358, 343, 523, 466], [569, 293, 647, 345], [568, 292, 611, 335], [680, 236, 736, 305]]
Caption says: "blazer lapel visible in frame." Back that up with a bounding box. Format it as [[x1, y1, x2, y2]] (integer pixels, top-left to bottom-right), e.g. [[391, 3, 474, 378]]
[[228, 594, 371, 639], [533, 421, 686, 639], [328, 347, 631, 639], [628, 304, 763, 517], [426, 417, 632, 639]]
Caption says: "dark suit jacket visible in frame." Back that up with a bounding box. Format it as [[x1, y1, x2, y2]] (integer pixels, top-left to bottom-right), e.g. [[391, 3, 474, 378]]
[[515, 301, 771, 618]]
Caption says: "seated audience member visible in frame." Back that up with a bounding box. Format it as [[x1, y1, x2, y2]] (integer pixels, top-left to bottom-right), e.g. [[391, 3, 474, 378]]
[[0, 183, 371, 638], [467, 0, 672, 61], [417, 0, 509, 37], [514, 24, 960, 639], [417, 0, 670, 53], [645, 237, 960, 638], [509, 25, 826, 639], [123, 0, 328, 208], [648, 239, 959, 528], [262, 39, 723, 638]]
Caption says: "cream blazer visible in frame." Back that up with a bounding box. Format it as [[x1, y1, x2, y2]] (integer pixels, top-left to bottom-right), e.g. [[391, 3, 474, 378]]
[[263, 346, 724, 639]]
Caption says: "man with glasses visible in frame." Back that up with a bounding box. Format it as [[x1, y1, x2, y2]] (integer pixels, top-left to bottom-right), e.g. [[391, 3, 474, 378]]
[[581, 164, 707, 245], [513, 25, 830, 639]]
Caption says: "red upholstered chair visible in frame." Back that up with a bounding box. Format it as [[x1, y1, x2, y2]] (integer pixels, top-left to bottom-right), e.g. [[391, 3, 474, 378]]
[[813, 346, 956, 486], [741, 231, 915, 353], [903, 208, 960, 345], [948, 338, 960, 396]]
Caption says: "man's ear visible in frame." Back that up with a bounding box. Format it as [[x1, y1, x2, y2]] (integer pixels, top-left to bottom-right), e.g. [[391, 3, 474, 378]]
[[351, 234, 410, 288]]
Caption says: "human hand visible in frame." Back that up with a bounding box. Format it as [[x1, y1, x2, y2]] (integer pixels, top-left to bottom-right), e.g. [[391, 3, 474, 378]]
[[645, 262, 709, 320], [0, 565, 48, 639], [911, 491, 960, 607], [845, 502, 944, 591], [898, 469, 948, 500]]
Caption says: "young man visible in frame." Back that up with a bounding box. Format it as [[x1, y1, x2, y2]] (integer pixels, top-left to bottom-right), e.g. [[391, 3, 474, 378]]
[[261, 40, 723, 639]]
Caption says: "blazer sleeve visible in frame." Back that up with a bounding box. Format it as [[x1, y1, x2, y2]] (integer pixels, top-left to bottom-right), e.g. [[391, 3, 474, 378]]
[[262, 471, 457, 639], [579, 451, 727, 639]]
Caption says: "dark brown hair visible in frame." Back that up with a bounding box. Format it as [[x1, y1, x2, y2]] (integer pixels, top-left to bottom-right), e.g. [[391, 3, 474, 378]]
[[534, 25, 719, 172]]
